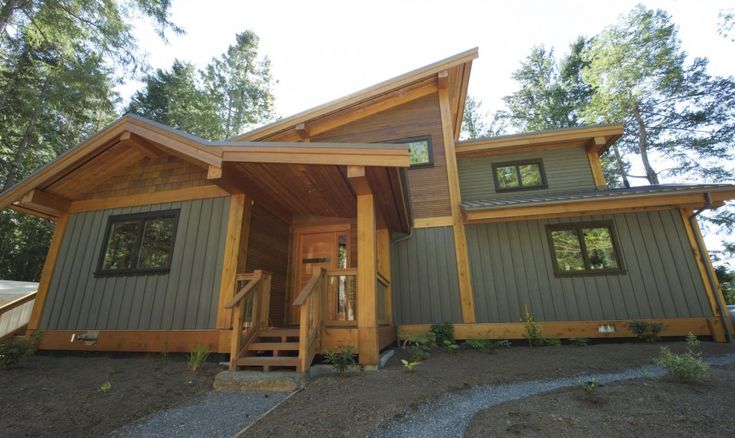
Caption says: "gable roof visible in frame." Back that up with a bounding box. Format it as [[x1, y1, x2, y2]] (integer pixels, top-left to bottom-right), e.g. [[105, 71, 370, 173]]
[[232, 48, 479, 142]]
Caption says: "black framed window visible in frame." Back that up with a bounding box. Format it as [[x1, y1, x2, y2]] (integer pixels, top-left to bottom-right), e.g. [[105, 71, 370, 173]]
[[391, 136, 433, 168], [97, 210, 180, 276], [546, 221, 623, 276], [492, 159, 547, 192]]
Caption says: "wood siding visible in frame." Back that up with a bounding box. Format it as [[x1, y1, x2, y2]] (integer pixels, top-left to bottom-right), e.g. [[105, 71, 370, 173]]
[[245, 203, 290, 326], [40, 197, 230, 330], [313, 94, 451, 218], [391, 227, 463, 324], [466, 210, 712, 323], [458, 147, 596, 201]]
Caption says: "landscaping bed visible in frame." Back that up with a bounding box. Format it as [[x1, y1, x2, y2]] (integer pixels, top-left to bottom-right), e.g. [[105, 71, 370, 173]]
[[0, 352, 221, 437], [242, 341, 735, 437], [466, 363, 735, 437]]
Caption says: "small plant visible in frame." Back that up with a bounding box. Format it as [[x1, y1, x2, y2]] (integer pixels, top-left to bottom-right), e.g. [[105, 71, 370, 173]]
[[430, 322, 454, 346], [465, 339, 491, 350], [443, 340, 459, 353], [568, 338, 589, 346], [493, 339, 512, 348], [686, 332, 700, 347], [161, 339, 170, 359], [407, 345, 430, 362], [521, 306, 545, 347], [654, 346, 708, 382], [0, 330, 42, 368], [187, 344, 209, 372], [401, 359, 421, 372], [545, 338, 562, 346], [576, 377, 599, 395], [109, 366, 120, 376], [404, 331, 437, 349], [324, 345, 358, 375], [627, 321, 664, 343], [99, 381, 112, 393]]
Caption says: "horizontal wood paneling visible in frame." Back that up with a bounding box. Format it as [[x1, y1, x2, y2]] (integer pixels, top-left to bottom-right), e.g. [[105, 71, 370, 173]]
[[313, 94, 451, 219], [466, 210, 712, 323], [458, 147, 596, 201], [391, 227, 462, 324], [41, 197, 230, 330]]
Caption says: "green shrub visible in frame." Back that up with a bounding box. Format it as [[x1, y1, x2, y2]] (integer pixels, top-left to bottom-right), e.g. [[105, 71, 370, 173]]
[[628, 321, 664, 342], [545, 338, 562, 346], [407, 345, 430, 362], [521, 307, 545, 347], [568, 338, 589, 346], [401, 359, 421, 372], [187, 344, 209, 372], [576, 377, 599, 394], [0, 331, 42, 368], [686, 332, 700, 347], [443, 340, 459, 353], [494, 339, 512, 348], [99, 381, 112, 393], [465, 338, 512, 353], [324, 345, 358, 375], [430, 323, 454, 345], [405, 331, 437, 349], [654, 346, 708, 382]]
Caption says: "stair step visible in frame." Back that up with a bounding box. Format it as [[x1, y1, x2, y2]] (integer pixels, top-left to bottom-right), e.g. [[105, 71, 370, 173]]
[[237, 356, 298, 367], [259, 328, 299, 338], [248, 342, 300, 351]]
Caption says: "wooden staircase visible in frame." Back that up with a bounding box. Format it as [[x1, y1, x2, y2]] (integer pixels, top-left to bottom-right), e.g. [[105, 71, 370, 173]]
[[235, 327, 300, 371]]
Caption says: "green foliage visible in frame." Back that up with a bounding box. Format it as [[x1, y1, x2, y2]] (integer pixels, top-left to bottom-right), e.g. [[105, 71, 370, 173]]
[[407, 345, 430, 362], [0, 330, 42, 368], [686, 332, 700, 347], [627, 321, 664, 343], [430, 323, 454, 346], [715, 265, 735, 305], [568, 338, 589, 346], [406, 331, 437, 349], [99, 381, 112, 393], [576, 377, 600, 395], [545, 338, 562, 347], [443, 340, 459, 353], [465, 338, 512, 353], [323, 345, 358, 375], [187, 344, 209, 372], [401, 359, 421, 373], [655, 346, 709, 382], [521, 307, 545, 347]]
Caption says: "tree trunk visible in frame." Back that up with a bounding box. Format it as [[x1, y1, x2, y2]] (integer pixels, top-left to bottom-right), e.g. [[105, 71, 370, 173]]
[[3, 76, 49, 191], [611, 143, 631, 188], [632, 101, 660, 185], [0, 0, 21, 36]]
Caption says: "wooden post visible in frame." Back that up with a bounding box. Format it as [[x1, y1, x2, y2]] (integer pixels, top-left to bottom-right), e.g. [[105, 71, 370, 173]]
[[215, 194, 251, 329], [27, 214, 69, 331], [229, 300, 244, 370], [437, 85, 476, 323], [357, 193, 379, 366]]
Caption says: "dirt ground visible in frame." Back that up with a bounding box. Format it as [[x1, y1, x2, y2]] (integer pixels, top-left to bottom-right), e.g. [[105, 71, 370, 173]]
[[466, 363, 735, 437], [243, 341, 735, 438], [0, 352, 221, 438]]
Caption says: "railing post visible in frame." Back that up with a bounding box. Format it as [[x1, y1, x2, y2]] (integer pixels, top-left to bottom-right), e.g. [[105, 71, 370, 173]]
[[229, 299, 244, 371]]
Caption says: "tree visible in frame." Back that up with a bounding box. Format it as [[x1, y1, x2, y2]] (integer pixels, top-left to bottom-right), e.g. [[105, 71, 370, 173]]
[[460, 95, 507, 140]]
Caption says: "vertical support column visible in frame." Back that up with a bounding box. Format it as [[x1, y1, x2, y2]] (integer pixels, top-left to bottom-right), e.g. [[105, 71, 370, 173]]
[[437, 78, 476, 323], [216, 193, 251, 329], [377, 228, 393, 325], [588, 136, 608, 189], [28, 213, 69, 331]]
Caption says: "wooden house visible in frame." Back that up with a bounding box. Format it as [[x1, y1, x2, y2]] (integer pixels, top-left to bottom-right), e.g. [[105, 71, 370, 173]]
[[1, 48, 734, 372]]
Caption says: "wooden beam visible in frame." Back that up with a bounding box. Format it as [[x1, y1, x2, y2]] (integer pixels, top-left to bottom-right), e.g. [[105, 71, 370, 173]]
[[438, 87, 476, 323], [413, 215, 454, 229], [215, 193, 249, 329], [437, 70, 449, 89], [119, 132, 164, 159], [357, 193, 379, 366], [19, 189, 70, 217], [125, 123, 222, 168], [35, 329, 226, 353], [295, 123, 310, 141], [347, 165, 371, 196], [206, 163, 247, 194], [27, 214, 69, 331], [587, 148, 607, 189], [69, 185, 228, 213], [221, 144, 410, 167]]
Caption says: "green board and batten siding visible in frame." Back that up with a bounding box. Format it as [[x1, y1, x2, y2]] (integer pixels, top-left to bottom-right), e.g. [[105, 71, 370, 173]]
[[40, 197, 230, 330], [391, 227, 463, 324], [458, 148, 596, 201], [466, 210, 712, 323]]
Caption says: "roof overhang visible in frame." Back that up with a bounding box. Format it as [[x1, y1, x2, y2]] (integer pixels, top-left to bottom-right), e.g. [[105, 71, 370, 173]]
[[462, 186, 735, 224], [232, 48, 478, 142], [455, 124, 624, 159]]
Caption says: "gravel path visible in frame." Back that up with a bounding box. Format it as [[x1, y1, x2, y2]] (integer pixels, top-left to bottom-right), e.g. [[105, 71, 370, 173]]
[[373, 352, 735, 438], [111, 391, 288, 438]]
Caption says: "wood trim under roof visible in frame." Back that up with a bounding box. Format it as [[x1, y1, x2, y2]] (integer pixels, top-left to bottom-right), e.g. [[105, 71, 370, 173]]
[[455, 124, 624, 159], [232, 48, 479, 142]]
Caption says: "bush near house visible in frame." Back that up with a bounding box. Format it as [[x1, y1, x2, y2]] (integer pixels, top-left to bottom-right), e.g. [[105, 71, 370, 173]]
[[0, 331, 42, 368], [628, 321, 664, 342]]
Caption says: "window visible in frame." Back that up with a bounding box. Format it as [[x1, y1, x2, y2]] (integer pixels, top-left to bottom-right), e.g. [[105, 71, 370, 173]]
[[546, 222, 623, 276], [97, 210, 180, 276], [492, 159, 547, 191], [391, 136, 433, 168]]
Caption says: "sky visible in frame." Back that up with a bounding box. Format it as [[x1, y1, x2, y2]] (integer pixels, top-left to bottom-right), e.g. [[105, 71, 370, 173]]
[[125, 0, 735, 261]]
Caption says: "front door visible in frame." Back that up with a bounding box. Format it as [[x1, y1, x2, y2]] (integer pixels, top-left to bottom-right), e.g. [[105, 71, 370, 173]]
[[290, 226, 350, 323]]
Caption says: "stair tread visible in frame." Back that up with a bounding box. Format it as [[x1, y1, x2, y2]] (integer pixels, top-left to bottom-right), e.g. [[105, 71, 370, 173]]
[[248, 342, 300, 351], [237, 356, 298, 366], [259, 327, 299, 337]]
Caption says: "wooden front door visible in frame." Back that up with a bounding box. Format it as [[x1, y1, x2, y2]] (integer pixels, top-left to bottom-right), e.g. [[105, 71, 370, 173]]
[[290, 226, 350, 324]]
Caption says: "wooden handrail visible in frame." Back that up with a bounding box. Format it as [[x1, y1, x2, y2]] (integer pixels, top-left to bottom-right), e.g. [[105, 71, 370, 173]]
[[325, 268, 357, 277], [293, 268, 325, 306], [225, 271, 263, 308], [236, 272, 259, 281], [0, 291, 37, 314], [377, 272, 390, 287]]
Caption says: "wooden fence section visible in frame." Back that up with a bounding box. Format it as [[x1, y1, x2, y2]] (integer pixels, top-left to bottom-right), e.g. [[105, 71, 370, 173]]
[[0, 291, 37, 342], [294, 267, 326, 373]]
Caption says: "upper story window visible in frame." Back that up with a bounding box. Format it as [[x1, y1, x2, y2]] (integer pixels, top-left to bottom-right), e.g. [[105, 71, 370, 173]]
[[97, 210, 180, 276], [546, 221, 623, 276], [492, 159, 547, 192], [392, 136, 433, 168]]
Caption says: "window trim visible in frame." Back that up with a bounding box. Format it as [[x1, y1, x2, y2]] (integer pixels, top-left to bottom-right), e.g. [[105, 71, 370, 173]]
[[545, 220, 625, 277], [95, 209, 180, 277], [386, 135, 434, 168], [491, 159, 548, 192]]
